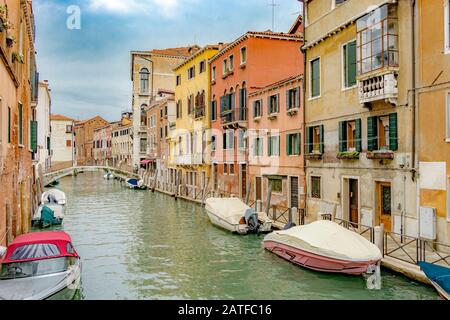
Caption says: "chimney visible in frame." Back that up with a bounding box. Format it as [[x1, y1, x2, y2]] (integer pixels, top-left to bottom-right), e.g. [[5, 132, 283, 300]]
[[218, 42, 225, 50]]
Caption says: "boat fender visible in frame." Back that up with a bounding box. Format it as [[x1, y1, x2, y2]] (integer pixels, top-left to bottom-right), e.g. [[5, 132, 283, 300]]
[[283, 222, 297, 230], [244, 208, 259, 233]]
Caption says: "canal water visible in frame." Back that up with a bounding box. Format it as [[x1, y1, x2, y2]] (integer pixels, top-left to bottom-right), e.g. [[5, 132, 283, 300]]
[[46, 172, 439, 300]]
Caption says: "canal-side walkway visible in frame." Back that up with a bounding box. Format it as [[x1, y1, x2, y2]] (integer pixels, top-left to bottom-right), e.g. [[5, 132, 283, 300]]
[[43, 166, 448, 288]]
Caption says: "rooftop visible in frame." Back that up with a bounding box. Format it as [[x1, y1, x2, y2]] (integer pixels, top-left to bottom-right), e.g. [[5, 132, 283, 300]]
[[50, 114, 74, 121]]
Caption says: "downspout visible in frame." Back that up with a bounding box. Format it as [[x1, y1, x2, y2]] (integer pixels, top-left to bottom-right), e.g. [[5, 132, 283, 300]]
[[301, 2, 307, 219], [410, 0, 417, 240]]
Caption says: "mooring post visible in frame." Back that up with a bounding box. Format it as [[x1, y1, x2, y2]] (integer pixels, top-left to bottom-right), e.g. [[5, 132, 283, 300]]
[[265, 185, 272, 216], [374, 223, 384, 257]]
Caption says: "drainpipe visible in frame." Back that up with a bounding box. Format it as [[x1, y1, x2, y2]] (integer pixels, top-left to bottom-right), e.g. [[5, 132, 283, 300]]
[[410, 0, 417, 240], [301, 1, 307, 217]]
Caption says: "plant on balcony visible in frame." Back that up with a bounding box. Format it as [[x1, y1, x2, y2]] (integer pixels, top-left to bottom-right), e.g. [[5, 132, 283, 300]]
[[337, 151, 360, 160], [366, 149, 394, 160], [0, 5, 7, 32], [12, 52, 23, 64], [306, 152, 323, 160]]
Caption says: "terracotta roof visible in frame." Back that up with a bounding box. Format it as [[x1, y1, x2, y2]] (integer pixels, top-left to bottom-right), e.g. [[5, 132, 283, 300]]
[[173, 44, 222, 71], [50, 114, 74, 121], [149, 46, 201, 57], [74, 115, 108, 125]]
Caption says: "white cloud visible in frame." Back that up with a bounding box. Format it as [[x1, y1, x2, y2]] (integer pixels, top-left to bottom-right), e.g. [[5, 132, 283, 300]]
[[88, 0, 185, 17]]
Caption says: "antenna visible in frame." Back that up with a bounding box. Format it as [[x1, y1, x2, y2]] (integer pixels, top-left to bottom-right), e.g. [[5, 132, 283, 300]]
[[267, 0, 280, 31]]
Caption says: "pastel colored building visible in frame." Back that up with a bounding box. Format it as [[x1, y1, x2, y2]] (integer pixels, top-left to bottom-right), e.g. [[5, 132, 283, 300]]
[[35, 80, 52, 172], [247, 75, 304, 211], [93, 124, 112, 166], [209, 30, 303, 199], [111, 115, 133, 171], [49, 114, 74, 165], [416, 0, 450, 244], [172, 45, 220, 195], [74, 116, 109, 166]]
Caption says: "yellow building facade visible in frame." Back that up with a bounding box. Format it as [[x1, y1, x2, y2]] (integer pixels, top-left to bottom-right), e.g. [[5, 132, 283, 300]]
[[171, 45, 219, 195]]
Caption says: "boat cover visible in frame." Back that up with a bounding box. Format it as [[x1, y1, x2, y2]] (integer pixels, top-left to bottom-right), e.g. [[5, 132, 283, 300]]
[[41, 189, 66, 205], [418, 262, 450, 295], [205, 198, 250, 225], [34, 204, 64, 220], [264, 220, 382, 262]]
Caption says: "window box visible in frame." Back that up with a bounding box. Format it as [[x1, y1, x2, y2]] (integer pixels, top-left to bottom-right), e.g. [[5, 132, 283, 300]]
[[253, 116, 261, 122], [306, 153, 323, 161], [287, 108, 299, 116], [268, 113, 278, 120], [337, 151, 360, 160], [366, 150, 394, 160], [240, 63, 246, 69]]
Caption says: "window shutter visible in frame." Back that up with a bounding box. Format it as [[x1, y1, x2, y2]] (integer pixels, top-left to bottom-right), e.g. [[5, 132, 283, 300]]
[[276, 94, 280, 112], [295, 133, 300, 155], [259, 138, 263, 156], [355, 118, 362, 152], [223, 133, 227, 150], [268, 96, 271, 114], [348, 41, 357, 87], [295, 87, 301, 108], [286, 89, 290, 110], [268, 136, 272, 156], [306, 127, 313, 154], [220, 96, 224, 113], [30, 120, 38, 152], [389, 113, 398, 151], [339, 121, 347, 152], [286, 134, 291, 155], [230, 93, 235, 109], [319, 125, 324, 154], [367, 116, 378, 151], [254, 138, 258, 156]]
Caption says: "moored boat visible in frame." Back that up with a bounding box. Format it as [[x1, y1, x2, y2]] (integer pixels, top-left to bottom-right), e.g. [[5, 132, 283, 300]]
[[32, 204, 65, 228], [0, 231, 82, 300], [204, 197, 273, 235], [263, 220, 382, 275], [41, 189, 67, 206], [418, 262, 450, 300], [104, 172, 114, 180], [126, 178, 146, 190]]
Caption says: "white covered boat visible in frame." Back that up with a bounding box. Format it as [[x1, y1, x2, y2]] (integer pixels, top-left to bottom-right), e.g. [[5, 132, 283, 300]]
[[205, 198, 273, 235], [32, 204, 65, 228], [263, 220, 382, 275], [41, 189, 67, 206]]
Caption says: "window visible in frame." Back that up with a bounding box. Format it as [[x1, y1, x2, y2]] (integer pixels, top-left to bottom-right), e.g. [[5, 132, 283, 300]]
[[188, 95, 194, 114], [268, 177, 282, 193], [224, 163, 228, 175], [65, 125, 73, 133], [177, 100, 182, 119], [140, 68, 150, 93], [311, 176, 321, 199], [211, 135, 216, 151], [199, 60, 206, 73], [160, 128, 163, 139], [367, 113, 398, 151], [188, 66, 195, 79], [223, 131, 234, 150], [240, 47, 247, 65], [212, 66, 216, 81], [238, 129, 247, 149], [445, 0, 450, 52], [334, 0, 348, 6], [211, 99, 217, 121], [18, 102, 23, 145], [356, 4, 398, 75], [66, 140, 72, 147], [253, 100, 262, 118], [306, 125, 324, 154], [311, 58, 320, 98], [286, 133, 301, 156], [176, 75, 181, 86], [140, 139, 147, 152], [339, 119, 362, 152], [268, 135, 280, 156], [253, 137, 263, 156], [8, 107, 11, 143], [447, 93, 450, 140], [222, 59, 228, 75], [268, 94, 279, 115], [229, 163, 235, 175], [229, 55, 234, 71], [343, 40, 357, 88], [286, 87, 300, 110]]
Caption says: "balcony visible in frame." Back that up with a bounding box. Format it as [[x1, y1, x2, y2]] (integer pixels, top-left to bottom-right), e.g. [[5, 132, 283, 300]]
[[359, 71, 398, 107], [173, 154, 203, 166], [194, 105, 205, 119], [221, 107, 247, 129]]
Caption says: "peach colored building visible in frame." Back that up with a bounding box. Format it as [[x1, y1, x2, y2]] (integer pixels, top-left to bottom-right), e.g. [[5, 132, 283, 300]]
[[209, 29, 303, 199], [247, 75, 304, 211]]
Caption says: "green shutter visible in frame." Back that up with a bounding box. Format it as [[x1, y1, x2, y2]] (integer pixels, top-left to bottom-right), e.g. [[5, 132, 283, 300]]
[[295, 133, 300, 155], [286, 134, 291, 155], [295, 87, 301, 108], [18, 103, 23, 145], [339, 121, 347, 152], [347, 41, 357, 87], [286, 89, 290, 110], [355, 119, 362, 152], [306, 127, 313, 154], [389, 113, 398, 151], [319, 125, 324, 154], [30, 120, 38, 152], [367, 116, 378, 151], [268, 136, 272, 156], [311, 59, 320, 97]]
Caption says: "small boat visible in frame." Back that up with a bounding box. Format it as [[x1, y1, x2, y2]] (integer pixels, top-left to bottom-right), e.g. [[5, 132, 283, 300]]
[[104, 172, 114, 180], [418, 262, 450, 300], [32, 204, 65, 228], [204, 197, 273, 235], [0, 231, 82, 300], [263, 220, 382, 275], [126, 178, 146, 190], [41, 189, 67, 206]]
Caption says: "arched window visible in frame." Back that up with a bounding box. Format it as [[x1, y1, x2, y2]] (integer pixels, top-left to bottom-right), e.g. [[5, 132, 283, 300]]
[[140, 68, 150, 93]]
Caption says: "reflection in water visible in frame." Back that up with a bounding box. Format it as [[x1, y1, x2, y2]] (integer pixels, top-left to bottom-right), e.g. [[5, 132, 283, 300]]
[[48, 172, 438, 300]]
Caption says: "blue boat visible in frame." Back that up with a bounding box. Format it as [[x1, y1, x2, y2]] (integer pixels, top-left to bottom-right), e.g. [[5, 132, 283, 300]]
[[125, 178, 146, 190], [418, 262, 450, 300]]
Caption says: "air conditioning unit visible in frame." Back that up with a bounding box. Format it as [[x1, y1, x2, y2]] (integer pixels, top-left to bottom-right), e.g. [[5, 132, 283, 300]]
[[419, 207, 437, 240]]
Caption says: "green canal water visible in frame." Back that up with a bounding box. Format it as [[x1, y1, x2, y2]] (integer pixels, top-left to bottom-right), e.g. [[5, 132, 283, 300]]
[[47, 172, 439, 300]]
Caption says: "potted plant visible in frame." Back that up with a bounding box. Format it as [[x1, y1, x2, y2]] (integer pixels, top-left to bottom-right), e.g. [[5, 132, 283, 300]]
[[0, 5, 10, 33], [6, 34, 14, 48], [337, 151, 360, 160], [12, 52, 23, 64]]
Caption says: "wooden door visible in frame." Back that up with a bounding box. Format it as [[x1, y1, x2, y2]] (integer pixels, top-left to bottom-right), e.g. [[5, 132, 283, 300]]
[[213, 164, 218, 190], [377, 182, 392, 232], [290, 177, 299, 209], [349, 179, 359, 226], [255, 177, 262, 201], [241, 164, 247, 199]]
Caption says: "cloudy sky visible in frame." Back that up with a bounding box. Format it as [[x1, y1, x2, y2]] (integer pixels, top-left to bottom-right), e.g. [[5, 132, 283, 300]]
[[34, 0, 302, 122]]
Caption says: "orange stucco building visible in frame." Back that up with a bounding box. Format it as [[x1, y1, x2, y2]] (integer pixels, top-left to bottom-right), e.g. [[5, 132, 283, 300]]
[[209, 27, 303, 199]]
